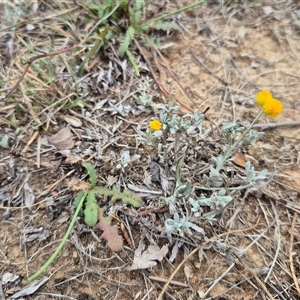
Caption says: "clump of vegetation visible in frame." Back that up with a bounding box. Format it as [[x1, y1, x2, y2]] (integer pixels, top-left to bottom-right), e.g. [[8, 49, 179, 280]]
[[78, 0, 207, 75], [23, 163, 142, 284], [137, 90, 282, 236], [2, 1, 294, 298]]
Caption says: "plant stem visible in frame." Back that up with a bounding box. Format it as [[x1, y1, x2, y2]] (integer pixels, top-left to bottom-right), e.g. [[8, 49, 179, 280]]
[[126, 49, 140, 76], [22, 191, 88, 285], [217, 110, 263, 171], [138, 0, 207, 30]]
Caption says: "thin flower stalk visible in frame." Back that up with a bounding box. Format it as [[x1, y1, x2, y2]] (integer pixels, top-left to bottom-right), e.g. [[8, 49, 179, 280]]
[[217, 90, 283, 171]]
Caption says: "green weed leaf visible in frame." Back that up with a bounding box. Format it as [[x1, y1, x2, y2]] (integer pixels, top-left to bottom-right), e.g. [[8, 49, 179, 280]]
[[93, 186, 142, 207], [118, 26, 136, 57], [154, 21, 178, 31], [73, 190, 87, 216], [84, 191, 98, 227], [82, 162, 97, 188], [110, 186, 142, 207], [126, 49, 140, 76]]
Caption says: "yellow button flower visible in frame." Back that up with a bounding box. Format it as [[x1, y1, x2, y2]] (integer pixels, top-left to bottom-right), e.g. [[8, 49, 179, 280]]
[[256, 90, 273, 107], [261, 97, 283, 118], [149, 119, 162, 131], [256, 90, 283, 118]]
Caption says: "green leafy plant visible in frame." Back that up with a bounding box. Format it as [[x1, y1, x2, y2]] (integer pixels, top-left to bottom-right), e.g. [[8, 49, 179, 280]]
[[136, 90, 283, 236], [79, 0, 207, 75], [22, 162, 142, 285]]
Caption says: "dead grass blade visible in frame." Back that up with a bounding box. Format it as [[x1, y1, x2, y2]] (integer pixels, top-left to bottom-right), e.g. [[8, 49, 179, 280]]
[[4, 44, 78, 99]]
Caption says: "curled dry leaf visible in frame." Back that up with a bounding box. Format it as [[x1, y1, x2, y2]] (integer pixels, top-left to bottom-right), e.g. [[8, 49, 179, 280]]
[[11, 277, 48, 298], [47, 126, 74, 150], [62, 115, 82, 127], [233, 152, 246, 168]]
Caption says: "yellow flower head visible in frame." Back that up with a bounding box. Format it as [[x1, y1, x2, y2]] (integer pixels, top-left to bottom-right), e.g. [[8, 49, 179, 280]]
[[149, 119, 162, 131], [261, 97, 283, 118], [256, 90, 273, 107], [256, 90, 283, 118]]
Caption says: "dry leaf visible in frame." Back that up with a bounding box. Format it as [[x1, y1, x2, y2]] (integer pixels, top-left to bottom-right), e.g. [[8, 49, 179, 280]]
[[58, 150, 82, 164], [47, 126, 74, 150], [39, 160, 56, 169], [184, 264, 192, 280], [67, 178, 91, 191], [65, 155, 82, 164], [233, 152, 246, 168], [62, 115, 82, 127], [125, 240, 168, 271], [24, 182, 35, 207], [11, 277, 48, 298], [262, 6, 273, 16], [93, 206, 123, 252]]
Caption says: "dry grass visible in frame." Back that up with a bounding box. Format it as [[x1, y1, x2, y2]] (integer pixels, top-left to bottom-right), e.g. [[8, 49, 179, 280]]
[[1, 1, 300, 299]]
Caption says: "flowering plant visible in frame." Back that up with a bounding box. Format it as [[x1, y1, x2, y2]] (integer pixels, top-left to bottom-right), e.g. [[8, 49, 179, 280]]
[[256, 90, 283, 118], [136, 90, 283, 238], [149, 119, 162, 131]]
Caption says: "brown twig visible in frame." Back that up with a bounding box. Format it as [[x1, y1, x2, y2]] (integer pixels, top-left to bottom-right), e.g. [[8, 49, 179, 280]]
[[253, 121, 300, 131], [289, 212, 300, 295], [156, 244, 201, 300], [149, 276, 189, 288], [4, 44, 79, 100], [21, 130, 39, 153]]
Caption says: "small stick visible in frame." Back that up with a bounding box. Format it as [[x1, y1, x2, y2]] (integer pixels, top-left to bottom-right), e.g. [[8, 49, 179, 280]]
[[149, 276, 189, 288], [201, 263, 235, 298], [237, 256, 275, 300], [21, 130, 39, 153], [0, 104, 16, 112], [36, 169, 76, 199], [36, 134, 41, 169], [156, 245, 201, 300], [289, 212, 300, 295], [253, 121, 300, 131]]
